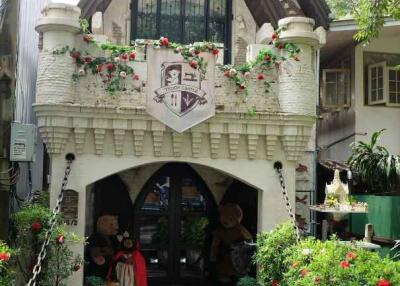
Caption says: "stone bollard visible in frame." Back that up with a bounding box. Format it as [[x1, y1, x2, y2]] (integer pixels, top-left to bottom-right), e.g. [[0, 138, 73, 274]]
[[35, 4, 81, 104], [277, 17, 323, 116]]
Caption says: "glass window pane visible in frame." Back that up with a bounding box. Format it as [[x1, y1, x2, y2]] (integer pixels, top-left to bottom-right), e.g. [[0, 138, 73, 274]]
[[325, 72, 337, 83], [371, 78, 377, 90], [378, 77, 383, 89], [160, 0, 182, 42], [372, 67, 377, 78], [142, 176, 170, 211], [209, 0, 226, 43], [389, 70, 396, 81], [326, 82, 337, 105], [371, 90, 377, 102], [137, 0, 158, 39], [378, 88, 384, 100], [183, 0, 206, 43], [389, 92, 396, 103], [389, 81, 396, 93], [378, 66, 383, 77]]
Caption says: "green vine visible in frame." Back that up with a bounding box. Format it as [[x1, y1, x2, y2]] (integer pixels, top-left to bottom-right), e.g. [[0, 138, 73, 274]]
[[52, 19, 301, 103]]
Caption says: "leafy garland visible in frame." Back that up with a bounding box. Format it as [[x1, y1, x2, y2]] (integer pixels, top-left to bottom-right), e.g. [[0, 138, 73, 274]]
[[53, 19, 301, 99]]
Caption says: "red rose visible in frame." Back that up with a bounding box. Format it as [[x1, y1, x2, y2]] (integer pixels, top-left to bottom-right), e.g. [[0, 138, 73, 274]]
[[83, 35, 92, 44], [73, 264, 80, 272], [106, 63, 114, 71], [56, 235, 65, 245], [31, 221, 41, 232], [70, 50, 81, 59], [377, 279, 391, 286], [277, 43, 285, 49], [212, 49, 219, 56], [83, 56, 92, 63], [121, 53, 128, 61], [132, 74, 140, 81], [189, 60, 198, 69], [300, 268, 309, 277], [159, 37, 169, 46], [346, 252, 357, 260], [257, 73, 265, 80], [264, 54, 271, 61], [96, 65, 103, 72], [271, 280, 279, 286], [339, 260, 349, 269], [239, 84, 245, 90], [0, 252, 10, 262], [272, 32, 277, 41], [129, 52, 136, 61]]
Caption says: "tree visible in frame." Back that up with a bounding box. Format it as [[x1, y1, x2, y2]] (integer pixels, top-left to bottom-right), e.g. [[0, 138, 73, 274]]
[[327, 0, 400, 42]]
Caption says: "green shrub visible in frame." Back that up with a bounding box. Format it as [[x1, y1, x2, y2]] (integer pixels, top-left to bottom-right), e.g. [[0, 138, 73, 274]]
[[253, 222, 297, 285], [237, 276, 261, 286], [0, 241, 15, 286]]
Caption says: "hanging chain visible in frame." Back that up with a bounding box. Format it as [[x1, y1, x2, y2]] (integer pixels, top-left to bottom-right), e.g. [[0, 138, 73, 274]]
[[274, 161, 301, 241], [27, 154, 75, 286]]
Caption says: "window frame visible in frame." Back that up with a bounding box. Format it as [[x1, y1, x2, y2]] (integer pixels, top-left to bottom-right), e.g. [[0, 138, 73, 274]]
[[386, 66, 400, 107], [321, 68, 351, 109], [130, 0, 232, 63], [367, 61, 387, 105]]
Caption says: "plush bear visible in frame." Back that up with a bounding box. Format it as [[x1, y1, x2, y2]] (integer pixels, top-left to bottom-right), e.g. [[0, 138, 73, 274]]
[[86, 215, 119, 280], [210, 203, 253, 284]]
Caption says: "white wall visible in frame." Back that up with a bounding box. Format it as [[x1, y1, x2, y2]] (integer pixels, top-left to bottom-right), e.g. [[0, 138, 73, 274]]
[[354, 34, 400, 154]]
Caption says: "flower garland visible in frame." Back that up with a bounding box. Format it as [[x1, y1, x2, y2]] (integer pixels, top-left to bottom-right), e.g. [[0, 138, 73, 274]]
[[53, 19, 301, 101]]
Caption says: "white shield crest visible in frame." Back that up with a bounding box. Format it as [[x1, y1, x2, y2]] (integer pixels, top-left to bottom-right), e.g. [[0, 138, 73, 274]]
[[147, 47, 215, 133]]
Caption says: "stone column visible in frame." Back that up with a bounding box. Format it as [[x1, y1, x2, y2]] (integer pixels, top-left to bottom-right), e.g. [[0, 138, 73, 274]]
[[35, 4, 81, 104], [277, 17, 322, 116]]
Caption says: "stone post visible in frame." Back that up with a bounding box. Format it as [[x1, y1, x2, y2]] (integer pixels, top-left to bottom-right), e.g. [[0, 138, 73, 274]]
[[277, 17, 322, 116], [35, 4, 81, 104]]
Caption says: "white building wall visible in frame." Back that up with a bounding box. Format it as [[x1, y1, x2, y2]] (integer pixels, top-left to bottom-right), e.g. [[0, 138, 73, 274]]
[[354, 34, 400, 154]]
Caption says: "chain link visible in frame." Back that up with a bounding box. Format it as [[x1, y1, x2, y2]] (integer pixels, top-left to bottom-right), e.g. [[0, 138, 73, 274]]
[[26, 157, 74, 286], [274, 162, 301, 242]]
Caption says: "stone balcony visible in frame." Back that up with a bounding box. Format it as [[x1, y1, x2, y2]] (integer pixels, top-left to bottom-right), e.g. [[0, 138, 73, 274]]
[[34, 4, 322, 162]]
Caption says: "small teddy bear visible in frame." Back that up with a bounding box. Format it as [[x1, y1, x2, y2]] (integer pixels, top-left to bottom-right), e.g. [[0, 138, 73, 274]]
[[210, 204, 253, 284]]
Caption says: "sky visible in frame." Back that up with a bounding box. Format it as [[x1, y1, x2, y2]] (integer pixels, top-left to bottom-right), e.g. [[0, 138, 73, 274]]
[[51, 0, 79, 5]]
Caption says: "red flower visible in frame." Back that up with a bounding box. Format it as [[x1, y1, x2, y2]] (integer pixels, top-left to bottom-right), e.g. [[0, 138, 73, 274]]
[[300, 268, 309, 278], [313, 276, 321, 284], [96, 65, 103, 72], [264, 54, 271, 61], [277, 43, 285, 49], [106, 63, 114, 71], [70, 50, 81, 59], [189, 60, 198, 69], [272, 32, 277, 41], [56, 235, 65, 245], [31, 221, 41, 232], [159, 37, 169, 47], [132, 74, 140, 81], [73, 264, 80, 271], [0, 252, 10, 262], [121, 53, 128, 61], [377, 279, 391, 286], [212, 49, 219, 56], [257, 73, 265, 80], [129, 52, 136, 61], [271, 280, 279, 286], [339, 260, 349, 269], [346, 252, 357, 260], [194, 50, 200, 55], [238, 84, 246, 90], [223, 70, 230, 77], [83, 35, 92, 44], [83, 56, 92, 63]]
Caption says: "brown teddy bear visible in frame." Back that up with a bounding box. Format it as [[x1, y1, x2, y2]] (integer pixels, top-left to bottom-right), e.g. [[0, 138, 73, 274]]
[[86, 215, 119, 280], [210, 203, 252, 284]]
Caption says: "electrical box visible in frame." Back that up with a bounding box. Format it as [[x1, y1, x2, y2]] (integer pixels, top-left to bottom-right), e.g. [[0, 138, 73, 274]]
[[10, 122, 37, 162]]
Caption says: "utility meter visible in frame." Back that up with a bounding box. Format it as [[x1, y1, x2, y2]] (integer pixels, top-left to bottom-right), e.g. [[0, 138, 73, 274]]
[[10, 122, 37, 162]]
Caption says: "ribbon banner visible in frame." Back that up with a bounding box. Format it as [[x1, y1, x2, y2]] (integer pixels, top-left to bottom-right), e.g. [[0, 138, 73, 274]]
[[147, 47, 215, 133]]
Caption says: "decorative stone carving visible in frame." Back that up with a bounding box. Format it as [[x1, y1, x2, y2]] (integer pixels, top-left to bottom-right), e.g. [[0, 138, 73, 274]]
[[191, 132, 203, 158], [94, 129, 106, 155], [73, 128, 86, 154], [172, 132, 183, 157]]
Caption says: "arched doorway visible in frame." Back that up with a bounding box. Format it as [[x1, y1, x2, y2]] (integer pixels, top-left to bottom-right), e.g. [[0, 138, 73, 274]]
[[133, 163, 218, 285]]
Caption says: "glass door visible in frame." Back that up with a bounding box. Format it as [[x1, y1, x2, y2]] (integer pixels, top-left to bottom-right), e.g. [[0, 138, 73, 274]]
[[134, 163, 217, 285]]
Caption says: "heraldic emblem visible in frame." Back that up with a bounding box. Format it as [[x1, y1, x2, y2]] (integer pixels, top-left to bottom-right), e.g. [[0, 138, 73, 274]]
[[153, 62, 207, 117]]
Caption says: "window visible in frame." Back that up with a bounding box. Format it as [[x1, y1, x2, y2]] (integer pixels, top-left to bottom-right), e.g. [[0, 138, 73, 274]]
[[388, 67, 400, 105], [131, 0, 231, 62], [367, 62, 400, 106], [368, 62, 386, 105], [322, 69, 351, 109]]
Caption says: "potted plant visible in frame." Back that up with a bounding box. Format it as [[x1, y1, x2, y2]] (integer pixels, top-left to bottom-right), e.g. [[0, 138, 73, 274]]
[[182, 217, 209, 264], [152, 217, 169, 266]]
